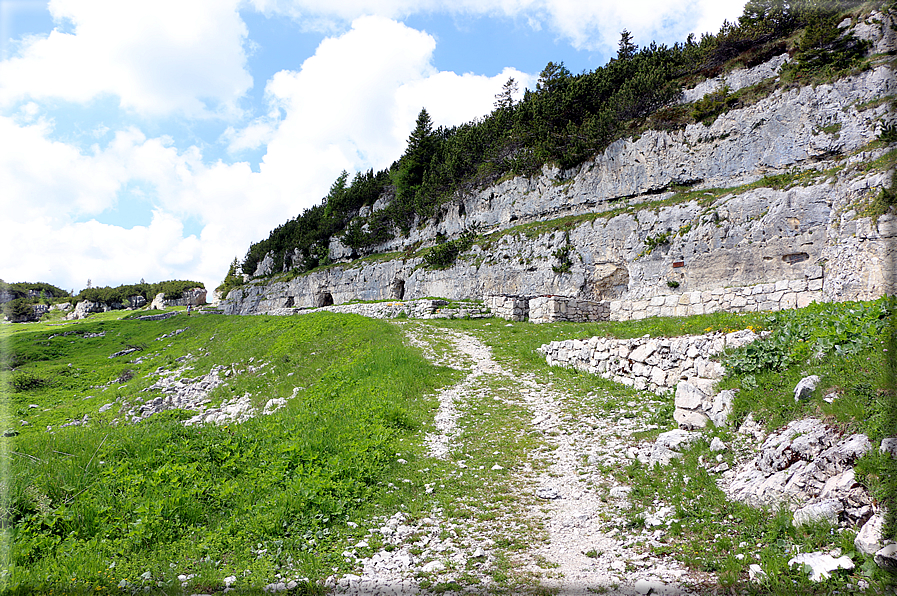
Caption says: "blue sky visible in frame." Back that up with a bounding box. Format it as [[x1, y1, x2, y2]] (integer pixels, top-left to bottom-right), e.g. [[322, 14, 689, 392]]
[[0, 0, 747, 296]]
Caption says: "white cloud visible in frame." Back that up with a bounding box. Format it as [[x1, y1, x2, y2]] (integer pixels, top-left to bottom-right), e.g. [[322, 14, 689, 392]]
[[1, 15, 538, 293], [247, 0, 748, 51], [0, 0, 253, 117]]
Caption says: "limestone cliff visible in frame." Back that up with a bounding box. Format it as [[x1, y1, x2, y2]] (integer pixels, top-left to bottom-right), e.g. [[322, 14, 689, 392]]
[[224, 13, 897, 317]]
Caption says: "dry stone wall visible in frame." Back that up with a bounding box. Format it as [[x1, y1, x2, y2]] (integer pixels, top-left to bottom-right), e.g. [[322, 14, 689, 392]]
[[538, 329, 757, 393], [483, 295, 529, 322], [528, 296, 609, 324]]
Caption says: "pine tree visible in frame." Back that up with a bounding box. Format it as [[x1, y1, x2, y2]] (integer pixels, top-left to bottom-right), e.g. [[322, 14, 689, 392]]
[[618, 30, 638, 61], [494, 77, 518, 110], [395, 108, 438, 201]]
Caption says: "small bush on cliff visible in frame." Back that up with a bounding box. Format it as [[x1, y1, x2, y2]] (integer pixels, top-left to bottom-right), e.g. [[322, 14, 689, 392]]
[[422, 229, 476, 269], [691, 85, 737, 125]]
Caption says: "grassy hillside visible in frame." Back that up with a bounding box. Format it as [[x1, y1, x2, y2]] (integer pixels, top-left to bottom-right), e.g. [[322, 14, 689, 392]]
[[2, 311, 457, 594], [2, 297, 895, 594]]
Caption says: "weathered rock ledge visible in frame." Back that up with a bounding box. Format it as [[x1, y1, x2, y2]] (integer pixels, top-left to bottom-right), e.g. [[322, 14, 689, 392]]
[[224, 25, 897, 318]]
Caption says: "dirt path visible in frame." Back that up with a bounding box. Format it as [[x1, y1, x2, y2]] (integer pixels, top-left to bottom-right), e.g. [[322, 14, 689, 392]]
[[327, 324, 702, 595]]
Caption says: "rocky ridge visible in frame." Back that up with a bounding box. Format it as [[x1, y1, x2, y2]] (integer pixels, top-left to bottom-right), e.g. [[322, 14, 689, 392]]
[[225, 14, 897, 316]]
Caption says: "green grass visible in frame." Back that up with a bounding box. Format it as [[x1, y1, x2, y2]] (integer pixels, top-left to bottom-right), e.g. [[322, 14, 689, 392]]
[[4, 296, 895, 594], [3, 312, 458, 594]]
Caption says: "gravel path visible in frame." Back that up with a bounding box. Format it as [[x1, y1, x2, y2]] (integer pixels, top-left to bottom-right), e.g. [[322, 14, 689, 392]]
[[326, 324, 704, 595]]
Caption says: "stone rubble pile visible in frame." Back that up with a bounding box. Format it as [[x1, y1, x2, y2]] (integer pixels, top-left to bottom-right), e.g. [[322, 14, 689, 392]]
[[108, 359, 296, 427], [721, 417, 875, 529]]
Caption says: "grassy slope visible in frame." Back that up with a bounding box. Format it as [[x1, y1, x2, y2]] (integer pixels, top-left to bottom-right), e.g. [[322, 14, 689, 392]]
[[2, 298, 896, 594], [2, 311, 457, 594]]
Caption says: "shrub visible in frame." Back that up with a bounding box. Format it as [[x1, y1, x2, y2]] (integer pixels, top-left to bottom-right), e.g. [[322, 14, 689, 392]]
[[691, 86, 737, 125], [423, 229, 476, 269], [10, 371, 47, 392]]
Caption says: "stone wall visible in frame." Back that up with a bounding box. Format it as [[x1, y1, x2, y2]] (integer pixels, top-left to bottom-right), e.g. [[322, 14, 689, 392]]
[[610, 277, 825, 321], [528, 296, 609, 324], [483, 295, 529, 322], [262, 299, 491, 321], [538, 329, 757, 393]]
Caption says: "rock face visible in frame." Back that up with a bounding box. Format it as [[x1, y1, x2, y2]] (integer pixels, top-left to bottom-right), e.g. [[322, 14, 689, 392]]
[[150, 289, 207, 309], [66, 300, 106, 320], [224, 38, 897, 316], [723, 418, 874, 527]]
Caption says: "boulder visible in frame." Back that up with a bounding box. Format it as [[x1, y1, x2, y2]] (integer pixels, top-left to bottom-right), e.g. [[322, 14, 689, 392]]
[[874, 543, 897, 571], [793, 499, 843, 527], [794, 375, 820, 401], [855, 513, 886, 556]]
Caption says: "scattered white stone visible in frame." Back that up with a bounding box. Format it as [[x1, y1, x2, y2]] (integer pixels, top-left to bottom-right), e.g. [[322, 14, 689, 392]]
[[422, 561, 445, 573], [788, 552, 854, 581], [535, 486, 561, 500], [794, 375, 820, 401], [709, 437, 727, 452], [748, 564, 767, 582]]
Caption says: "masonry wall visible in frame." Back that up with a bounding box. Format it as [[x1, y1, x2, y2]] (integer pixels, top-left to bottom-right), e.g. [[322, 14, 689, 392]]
[[528, 296, 610, 324], [538, 329, 758, 393]]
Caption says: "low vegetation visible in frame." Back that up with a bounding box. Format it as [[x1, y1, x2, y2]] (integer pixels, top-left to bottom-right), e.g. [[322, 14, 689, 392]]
[[3, 295, 895, 593]]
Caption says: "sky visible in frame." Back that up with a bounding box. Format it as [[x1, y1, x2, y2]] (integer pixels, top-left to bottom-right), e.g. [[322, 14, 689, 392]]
[[0, 0, 748, 297]]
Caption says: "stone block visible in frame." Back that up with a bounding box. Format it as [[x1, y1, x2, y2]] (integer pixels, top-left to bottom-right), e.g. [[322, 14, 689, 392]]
[[664, 295, 679, 307], [789, 279, 807, 292], [674, 408, 708, 430], [732, 296, 748, 308], [689, 291, 702, 304], [780, 293, 797, 309], [676, 305, 689, 316], [808, 277, 823, 291], [775, 280, 790, 291], [650, 295, 665, 307], [853, 514, 884, 554], [679, 294, 691, 305]]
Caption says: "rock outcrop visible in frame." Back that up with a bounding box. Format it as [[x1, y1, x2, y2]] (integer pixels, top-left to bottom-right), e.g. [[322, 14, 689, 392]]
[[224, 23, 897, 317], [722, 418, 874, 527]]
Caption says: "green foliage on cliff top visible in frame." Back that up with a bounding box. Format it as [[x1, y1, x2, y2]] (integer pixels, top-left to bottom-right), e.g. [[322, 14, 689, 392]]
[[74, 280, 206, 306]]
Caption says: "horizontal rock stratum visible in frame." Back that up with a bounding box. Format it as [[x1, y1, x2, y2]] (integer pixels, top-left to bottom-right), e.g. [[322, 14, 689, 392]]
[[224, 15, 897, 317]]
